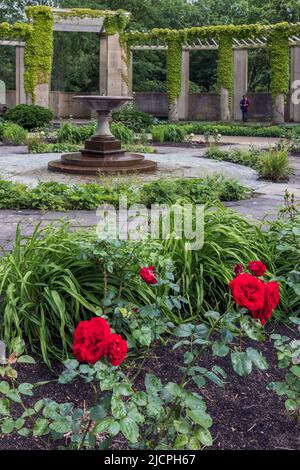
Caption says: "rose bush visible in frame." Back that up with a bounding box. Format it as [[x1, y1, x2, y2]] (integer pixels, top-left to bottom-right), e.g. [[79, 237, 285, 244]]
[[73, 318, 127, 366], [230, 261, 280, 325]]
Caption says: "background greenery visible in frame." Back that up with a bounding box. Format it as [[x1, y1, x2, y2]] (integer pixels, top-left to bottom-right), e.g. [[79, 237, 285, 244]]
[[1, 0, 300, 94]]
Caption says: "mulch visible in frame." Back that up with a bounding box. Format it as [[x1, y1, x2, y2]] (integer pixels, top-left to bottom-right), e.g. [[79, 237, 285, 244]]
[[0, 323, 299, 450]]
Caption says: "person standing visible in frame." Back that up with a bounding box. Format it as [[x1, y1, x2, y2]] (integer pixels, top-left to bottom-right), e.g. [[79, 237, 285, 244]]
[[240, 94, 250, 123]]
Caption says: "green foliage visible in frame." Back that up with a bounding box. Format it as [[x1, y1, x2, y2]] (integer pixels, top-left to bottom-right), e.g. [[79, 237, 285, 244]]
[[151, 124, 187, 142], [0, 121, 28, 145], [163, 205, 272, 315], [166, 37, 182, 103], [112, 106, 157, 133], [0, 177, 250, 211], [4, 105, 53, 130], [0, 224, 171, 365], [27, 138, 81, 154], [268, 321, 300, 417], [217, 34, 233, 108], [268, 23, 290, 98], [57, 122, 96, 144], [204, 145, 261, 169], [24, 6, 54, 101], [110, 123, 134, 144], [152, 122, 293, 139], [0, 309, 269, 449], [257, 147, 293, 182]]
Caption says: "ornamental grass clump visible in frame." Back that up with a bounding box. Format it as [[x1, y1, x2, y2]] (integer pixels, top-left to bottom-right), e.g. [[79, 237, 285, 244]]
[[257, 147, 293, 182]]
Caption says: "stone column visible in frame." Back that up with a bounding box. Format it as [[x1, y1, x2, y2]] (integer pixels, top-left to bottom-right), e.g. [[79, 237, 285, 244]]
[[220, 87, 231, 121], [16, 46, 26, 105], [233, 49, 248, 121], [290, 46, 300, 122], [99, 33, 128, 96], [178, 50, 189, 120]]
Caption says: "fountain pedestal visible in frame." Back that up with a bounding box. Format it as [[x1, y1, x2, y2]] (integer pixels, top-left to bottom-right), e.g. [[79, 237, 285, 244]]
[[48, 96, 157, 175]]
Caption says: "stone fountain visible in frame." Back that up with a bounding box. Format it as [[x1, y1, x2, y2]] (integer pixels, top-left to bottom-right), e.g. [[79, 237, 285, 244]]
[[48, 96, 157, 175]]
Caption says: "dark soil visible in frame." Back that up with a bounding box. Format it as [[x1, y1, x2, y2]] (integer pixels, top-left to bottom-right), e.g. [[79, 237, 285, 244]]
[[0, 324, 299, 450]]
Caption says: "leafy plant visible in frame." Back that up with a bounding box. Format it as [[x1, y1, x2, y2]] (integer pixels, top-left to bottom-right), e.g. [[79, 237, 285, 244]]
[[112, 106, 157, 133], [4, 105, 53, 131], [268, 317, 300, 420], [257, 146, 293, 182], [0, 122, 28, 145]]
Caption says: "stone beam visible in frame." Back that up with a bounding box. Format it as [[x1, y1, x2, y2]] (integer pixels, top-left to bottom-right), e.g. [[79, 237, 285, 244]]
[[233, 49, 248, 120]]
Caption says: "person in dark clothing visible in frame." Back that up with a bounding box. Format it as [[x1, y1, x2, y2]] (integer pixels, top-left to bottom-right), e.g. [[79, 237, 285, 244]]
[[240, 94, 250, 122]]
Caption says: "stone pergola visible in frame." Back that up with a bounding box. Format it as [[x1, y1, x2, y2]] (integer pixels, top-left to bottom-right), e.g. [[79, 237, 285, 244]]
[[129, 30, 300, 123], [0, 40, 25, 105]]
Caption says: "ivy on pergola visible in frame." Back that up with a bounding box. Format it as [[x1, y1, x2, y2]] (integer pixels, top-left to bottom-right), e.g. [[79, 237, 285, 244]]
[[124, 22, 300, 110]]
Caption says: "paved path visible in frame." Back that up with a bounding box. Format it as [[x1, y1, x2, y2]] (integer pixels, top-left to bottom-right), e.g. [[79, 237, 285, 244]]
[[0, 140, 299, 249]]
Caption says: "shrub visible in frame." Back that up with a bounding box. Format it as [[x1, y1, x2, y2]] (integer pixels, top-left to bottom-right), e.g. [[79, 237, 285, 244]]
[[4, 104, 53, 130], [0, 121, 28, 145], [110, 123, 134, 144], [151, 124, 187, 143], [57, 122, 96, 144], [112, 106, 157, 132], [257, 147, 293, 182]]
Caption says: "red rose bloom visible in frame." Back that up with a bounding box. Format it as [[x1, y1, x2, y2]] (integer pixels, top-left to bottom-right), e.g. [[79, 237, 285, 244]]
[[140, 266, 157, 285], [73, 317, 111, 364], [234, 264, 243, 276], [108, 333, 128, 366], [229, 273, 266, 312], [248, 261, 267, 277], [253, 281, 280, 325]]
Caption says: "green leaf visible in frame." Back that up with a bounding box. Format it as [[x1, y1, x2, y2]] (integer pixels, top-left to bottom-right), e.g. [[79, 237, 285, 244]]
[[0, 381, 10, 394], [187, 409, 212, 428], [34, 400, 44, 413], [11, 337, 25, 357], [93, 417, 114, 434], [144, 374, 162, 394], [291, 365, 300, 378], [6, 390, 21, 403], [18, 428, 30, 437], [108, 421, 120, 436], [183, 351, 194, 364], [231, 351, 252, 377], [192, 375, 206, 387], [111, 396, 127, 420], [133, 326, 152, 346], [205, 371, 224, 388], [189, 436, 201, 450], [119, 417, 139, 443], [132, 391, 147, 406], [174, 323, 194, 337], [18, 383, 34, 397], [246, 348, 268, 371], [174, 434, 188, 449], [90, 405, 107, 421], [18, 355, 36, 364], [285, 399, 297, 411], [49, 419, 72, 434], [241, 316, 264, 341], [165, 382, 182, 397], [1, 418, 15, 434], [212, 341, 229, 357], [113, 383, 133, 397], [197, 428, 213, 447], [33, 418, 49, 436]]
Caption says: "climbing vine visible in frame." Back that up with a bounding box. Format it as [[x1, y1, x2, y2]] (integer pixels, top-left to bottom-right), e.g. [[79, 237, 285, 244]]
[[24, 6, 54, 101], [0, 22, 32, 40], [166, 37, 182, 103], [216, 34, 234, 108], [268, 23, 290, 98]]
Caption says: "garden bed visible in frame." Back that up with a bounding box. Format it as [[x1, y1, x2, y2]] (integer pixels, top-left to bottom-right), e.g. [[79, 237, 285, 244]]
[[0, 323, 298, 451]]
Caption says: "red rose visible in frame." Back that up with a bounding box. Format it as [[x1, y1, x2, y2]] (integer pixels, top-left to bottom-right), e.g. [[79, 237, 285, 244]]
[[234, 264, 243, 276], [73, 317, 111, 364], [140, 266, 157, 285], [229, 273, 266, 312], [108, 333, 128, 366], [248, 261, 267, 277], [253, 281, 280, 325]]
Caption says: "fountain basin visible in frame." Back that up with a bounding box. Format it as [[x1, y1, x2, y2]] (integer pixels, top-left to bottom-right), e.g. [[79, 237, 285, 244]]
[[48, 95, 157, 176]]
